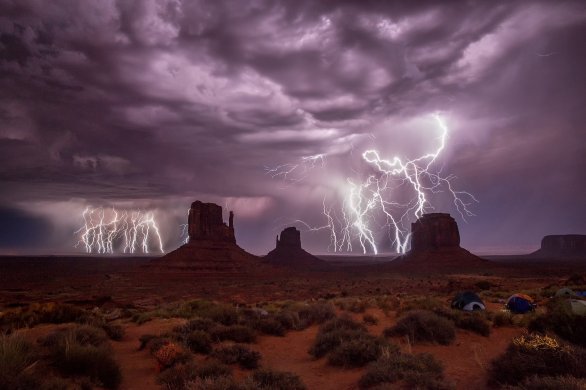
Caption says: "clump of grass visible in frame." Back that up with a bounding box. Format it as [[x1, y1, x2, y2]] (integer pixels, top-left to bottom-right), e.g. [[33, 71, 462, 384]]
[[310, 315, 394, 367], [44, 325, 122, 389], [158, 359, 233, 389], [0, 333, 38, 389], [254, 318, 286, 336], [251, 368, 307, 390], [501, 375, 586, 390], [183, 330, 213, 354], [0, 302, 89, 331], [335, 297, 370, 313], [211, 345, 261, 369], [210, 324, 256, 343], [488, 334, 586, 386], [384, 310, 456, 345], [363, 314, 379, 325], [297, 301, 336, 328], [358, 351, 449, 389], [456, 313, 491, 337]]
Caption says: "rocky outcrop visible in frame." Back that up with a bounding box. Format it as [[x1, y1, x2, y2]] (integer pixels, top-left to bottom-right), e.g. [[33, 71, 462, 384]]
[[533, 235, 586, 257], [264, 227, 329, 270], [149, 201, 259, 275], [410, 213, 460, 252], [391, 213, 488, 271], [188, 201, 235, 244]]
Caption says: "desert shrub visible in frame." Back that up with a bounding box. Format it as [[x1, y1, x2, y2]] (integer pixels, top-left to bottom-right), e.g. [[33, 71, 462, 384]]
[[251, 368, 307, 390], [493, 311, 515, 327], [186, 375, 245, 390], [501, 375, 586, 390], [255, 318, 286, 336], [359, 352, 447, 389], [274, 310, 301, 330], [335, 298, 370, 313], [101, 323, 125, 341], [384, 310, 456, 345], [139, 334, 158, 350], [211, 345, 261, 369], [195, 360, 233, 379], [175, 318, 216, 334], [0, 302, 89, 331], [363, 314, 379, 325], [397, 298, 445, 315], [210, 325, 256, 343], [488, 334, 586, 386], [528, 298, 586, 346], [158, 361, 198, 390], [309, 328, 366, 358], [184, 330, 213, 354], [297, 302, 336, 327], [46, 328, 121, 389], [320, 315, 366, 333], [0, 333, 40, 389], [456, 314, 491, 337], [327, 335, 388, 367]]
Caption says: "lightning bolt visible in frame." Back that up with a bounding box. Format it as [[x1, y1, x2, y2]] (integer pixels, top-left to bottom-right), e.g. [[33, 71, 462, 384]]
[[75, 207, 165, 254], [276, 113, 477, 255], [265, 153, 326, 184]]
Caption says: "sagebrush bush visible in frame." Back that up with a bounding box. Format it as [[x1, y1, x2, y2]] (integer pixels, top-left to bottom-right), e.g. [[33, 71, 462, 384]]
[[309, 328, 366, 358], [488, 334, 586, 386], [501, 375, 586, 390], [384, 310, 456, 345], [210, 325, 256, 343], [158, 361, 198, 390], [456, 314, 491, 337], [297, 302, 336, 327], [184, 330, 213, 354], [211, 345, 261, 369], [251, 368, 307, 390], [493, 311, 515, 327], [358, 352, 447, 389], [0, 302, 89, 331], [327, 335, 387, 367], [255, 317, 286, 336], [528, 298, 586, 346], [41, 324, 109, 348]]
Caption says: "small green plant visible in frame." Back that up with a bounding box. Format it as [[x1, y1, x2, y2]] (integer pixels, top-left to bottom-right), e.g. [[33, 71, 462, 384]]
[[211, 345, 261, 369], [384, 310, 456, 345]]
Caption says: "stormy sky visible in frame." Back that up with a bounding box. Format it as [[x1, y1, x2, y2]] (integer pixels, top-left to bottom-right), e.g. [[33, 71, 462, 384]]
[[1, 0, 585, 255]]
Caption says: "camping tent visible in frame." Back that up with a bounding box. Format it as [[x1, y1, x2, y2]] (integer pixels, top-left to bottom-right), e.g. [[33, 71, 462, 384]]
[[569, 300, 586, 316], [506, 294, 536, 314], [555, 287, 575, 297], [451, 291, 485, 311]]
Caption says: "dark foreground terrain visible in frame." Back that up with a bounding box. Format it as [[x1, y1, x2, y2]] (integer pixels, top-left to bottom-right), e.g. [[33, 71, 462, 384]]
[[1, 254, 585, 390]]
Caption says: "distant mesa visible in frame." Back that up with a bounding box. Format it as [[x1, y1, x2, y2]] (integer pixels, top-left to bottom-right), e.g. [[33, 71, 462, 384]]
[[149, 201, 259, 274], [264, 227, 329, 270], [393, 213, 488, 270], [532, 234, 586, 257]]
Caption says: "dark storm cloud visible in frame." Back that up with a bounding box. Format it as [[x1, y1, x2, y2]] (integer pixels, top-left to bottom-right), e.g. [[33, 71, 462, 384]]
[[0, 205, 51, 248], [0, 0, 585, 254]]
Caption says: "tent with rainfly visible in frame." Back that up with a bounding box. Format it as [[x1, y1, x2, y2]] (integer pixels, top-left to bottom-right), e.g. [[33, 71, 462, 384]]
[[569, 299, 586, 316], [451, 291, 486, 311], [506, 293, 536, 314]]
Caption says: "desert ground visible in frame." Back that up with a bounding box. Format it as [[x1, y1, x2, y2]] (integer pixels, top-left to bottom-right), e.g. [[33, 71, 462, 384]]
[[1, 254, 585, 390]]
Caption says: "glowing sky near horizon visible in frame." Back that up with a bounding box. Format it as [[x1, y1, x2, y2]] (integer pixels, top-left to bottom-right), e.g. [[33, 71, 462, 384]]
[[0, 0, 585, 255]]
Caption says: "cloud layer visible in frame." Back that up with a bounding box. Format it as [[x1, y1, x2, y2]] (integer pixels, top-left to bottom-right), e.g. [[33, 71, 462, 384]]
[[1, 0, 585, 254]]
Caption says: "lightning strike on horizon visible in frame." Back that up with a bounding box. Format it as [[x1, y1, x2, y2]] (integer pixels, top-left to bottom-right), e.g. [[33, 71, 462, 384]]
[[283, 113, 477, 255], [75, 207, 165, 254]]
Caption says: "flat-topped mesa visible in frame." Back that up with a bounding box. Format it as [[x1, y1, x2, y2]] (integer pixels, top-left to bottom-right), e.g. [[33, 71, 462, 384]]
[[276, 227, 302, 250], [538, 235, 586, 256], [410, 213, 460, 252], [188, 201, 235, 244]]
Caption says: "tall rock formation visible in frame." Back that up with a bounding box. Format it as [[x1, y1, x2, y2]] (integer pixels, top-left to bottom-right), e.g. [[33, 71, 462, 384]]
[[264, 227, 329, 270], [410, 213, 460, 252], [533, 235, 586, 257], [150, 201, 259, 275], [391, 213, 487, 270]]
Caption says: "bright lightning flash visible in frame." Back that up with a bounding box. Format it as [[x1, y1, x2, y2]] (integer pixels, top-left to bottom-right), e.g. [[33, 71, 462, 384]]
[[295, 113, 478, 255], [75, 207, 165, 254]]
